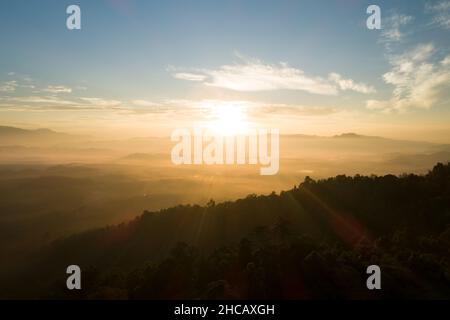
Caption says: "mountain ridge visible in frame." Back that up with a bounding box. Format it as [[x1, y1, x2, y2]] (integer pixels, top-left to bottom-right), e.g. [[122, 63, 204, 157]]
[[0, 125, 441, 145]]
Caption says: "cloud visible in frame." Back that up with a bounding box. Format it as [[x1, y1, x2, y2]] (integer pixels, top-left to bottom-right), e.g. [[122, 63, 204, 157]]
[[380, 14, 414, 46], [0, 76, 39, 92], [0, 90, 339, 122], [6, 96, 78, 105], [426, 1, 450, 30], [203, 61, 337, 94], [171, 56, 375, 95], [44, 85, 72, 94], [442, 55, 450, 66], [0, 80, 18, 92], [0, 95, 88, 111], [130, 99, 161, 107], [366, 43, 450, 112], [0, 94, 158, 113], [169, 99, 338, 117], [112, 98, 339, 119], [0, 95, 124, 111], [247, 103, 337, 117], [173, 72, 207, 81], [80, 97, 122, 107], [328, 73, 376, 94]]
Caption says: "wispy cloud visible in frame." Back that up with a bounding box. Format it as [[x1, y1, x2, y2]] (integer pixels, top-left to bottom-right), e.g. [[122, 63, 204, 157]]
[[190, 99, 338, 118], [105, 98, 339, 118], [80, 97, 122, 107], [0, 76, 49, 93], [130, 99, 161, 107], [0, 95, 124, 111], [328, 73, 375, 94], [0, 95, 86, 111], [442, 55, 450, 66], [6, 96, 78, 105], [0, 80, 18, 92], [426, 1, 450, 30], [380, 14, 414, 47], [367, 43, 450, 112], [44, 85, 72, 94], [173, 72, 207, 82], [246, 103, 337, 117], [171, 56, 375, 95]]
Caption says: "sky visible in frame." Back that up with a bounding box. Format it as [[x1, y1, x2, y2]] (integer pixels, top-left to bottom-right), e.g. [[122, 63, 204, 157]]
[[0, 0, 450, 142]]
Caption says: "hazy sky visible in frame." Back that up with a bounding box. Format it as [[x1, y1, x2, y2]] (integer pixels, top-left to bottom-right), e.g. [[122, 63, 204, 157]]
[[1, 0, 450, 141]]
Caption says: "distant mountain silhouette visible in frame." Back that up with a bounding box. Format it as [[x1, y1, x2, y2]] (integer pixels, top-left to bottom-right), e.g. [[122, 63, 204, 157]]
[[0, 126, 85, 146], [333, 133, 365, 138], [119, 153, 167, 162], [0, 126, 59, 136], [5, 162, 448, 299]]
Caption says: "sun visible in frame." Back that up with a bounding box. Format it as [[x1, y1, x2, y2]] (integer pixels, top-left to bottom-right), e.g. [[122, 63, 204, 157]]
[[207, 102, 250, 136]]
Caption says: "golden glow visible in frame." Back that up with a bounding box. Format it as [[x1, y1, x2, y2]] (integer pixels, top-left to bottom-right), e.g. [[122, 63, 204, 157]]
[[207, 102, 250, 136]]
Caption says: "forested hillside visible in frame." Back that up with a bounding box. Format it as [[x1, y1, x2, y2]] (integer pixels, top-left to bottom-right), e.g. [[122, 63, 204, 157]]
[[5, 163, 450, 299]]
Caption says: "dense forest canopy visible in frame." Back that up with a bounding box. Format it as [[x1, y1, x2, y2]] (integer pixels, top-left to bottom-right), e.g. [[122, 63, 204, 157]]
[[2, 162, 450, 299]]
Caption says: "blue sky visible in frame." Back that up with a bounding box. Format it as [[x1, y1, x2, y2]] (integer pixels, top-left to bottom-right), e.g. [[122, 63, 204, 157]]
[[0, 0, 450, 141]]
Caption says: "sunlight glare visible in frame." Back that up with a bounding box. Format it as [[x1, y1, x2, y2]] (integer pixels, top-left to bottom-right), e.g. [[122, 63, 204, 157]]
[[208, 102, 250, 136]]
